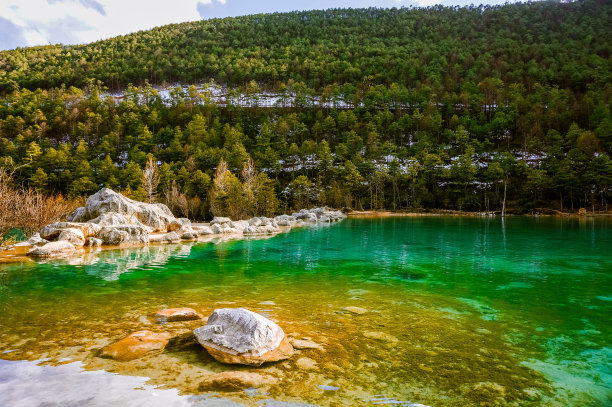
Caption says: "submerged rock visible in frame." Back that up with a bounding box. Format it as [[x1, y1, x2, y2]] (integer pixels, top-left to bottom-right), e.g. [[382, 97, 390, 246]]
[[27, 241, 76, 257], [99, 330, 170, 361], [198, 371, 277, 391], [343, 306, 368, 315], [291, 339, 324, 350], [155, 308, 201, 323], [193, 308, 294, 366], [296, 357, 318, 370]]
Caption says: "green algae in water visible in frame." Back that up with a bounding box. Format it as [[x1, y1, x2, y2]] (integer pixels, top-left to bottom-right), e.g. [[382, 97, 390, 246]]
[[0, 217, 611, 406]]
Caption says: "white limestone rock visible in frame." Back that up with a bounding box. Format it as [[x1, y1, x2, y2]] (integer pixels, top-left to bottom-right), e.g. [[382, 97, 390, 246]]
[[40, 222, 101, 240], [26, 233, 48, 246], [192, 226, 214, 235], [193, 308, 284, 356], [67, 206, 87, 222], [211, 223, 241, 235], [168, 217, 191, 232], [292, 211, 318, 223], [180, 230, 198, 240], [149, 231, 181, 243], [243, 224, 280, 236], [87, 212, 131, 227], [57, 228, 86, 246], [27, 241, 76, 257], [97, 225, 149, 245], [67, 188, 176, 232], [231, 220, 250, 232], [274, 215, 297, 227], [210, 217, 232, 225], [86, 237, 103, 247]]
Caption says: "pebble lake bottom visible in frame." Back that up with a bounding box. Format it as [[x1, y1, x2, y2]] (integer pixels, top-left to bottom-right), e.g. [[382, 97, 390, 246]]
[[0, 217, 610, 406]]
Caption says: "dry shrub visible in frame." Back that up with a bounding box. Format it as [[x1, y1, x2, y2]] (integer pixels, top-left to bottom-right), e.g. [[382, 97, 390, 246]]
[[0, 168, 82, 244], [164, 181, 189, 218]]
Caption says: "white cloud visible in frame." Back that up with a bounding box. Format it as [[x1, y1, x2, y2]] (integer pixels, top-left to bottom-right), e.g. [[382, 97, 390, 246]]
[[0, 0, 204, 49]]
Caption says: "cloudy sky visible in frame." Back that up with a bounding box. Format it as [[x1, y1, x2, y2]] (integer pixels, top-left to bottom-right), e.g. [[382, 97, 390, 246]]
[[1, 0, 520, 51]]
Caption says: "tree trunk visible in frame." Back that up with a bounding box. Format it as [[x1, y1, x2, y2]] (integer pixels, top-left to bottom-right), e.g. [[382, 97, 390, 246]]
[[502, 177, 507, 217]]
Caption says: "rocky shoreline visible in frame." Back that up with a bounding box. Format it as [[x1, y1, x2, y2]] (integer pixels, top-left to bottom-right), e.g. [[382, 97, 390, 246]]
[[1, 187, 346, 260]]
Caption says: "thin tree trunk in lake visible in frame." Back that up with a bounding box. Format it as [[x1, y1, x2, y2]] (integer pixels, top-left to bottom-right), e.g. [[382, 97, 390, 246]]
[[502, 177, 507, 217]]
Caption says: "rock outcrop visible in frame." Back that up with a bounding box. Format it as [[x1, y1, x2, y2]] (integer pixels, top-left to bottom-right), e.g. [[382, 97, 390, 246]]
[[193, 308, 294, 366], [26, 188, 347, 258], [99, 330, 170, 361]]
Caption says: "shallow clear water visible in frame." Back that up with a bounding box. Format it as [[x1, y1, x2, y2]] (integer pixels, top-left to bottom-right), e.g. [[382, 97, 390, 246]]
[[0, 217, 611, 406]]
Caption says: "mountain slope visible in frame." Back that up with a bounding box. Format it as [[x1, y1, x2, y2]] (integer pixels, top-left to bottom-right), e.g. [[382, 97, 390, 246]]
[[0, 0, 610, 93]]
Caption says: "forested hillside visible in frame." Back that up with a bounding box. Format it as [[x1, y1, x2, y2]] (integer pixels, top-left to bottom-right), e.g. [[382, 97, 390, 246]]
[[0, 0, 610, 218]]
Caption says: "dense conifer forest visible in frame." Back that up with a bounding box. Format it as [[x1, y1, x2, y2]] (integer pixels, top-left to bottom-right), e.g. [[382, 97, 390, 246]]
[[0, 0, 610, 218]]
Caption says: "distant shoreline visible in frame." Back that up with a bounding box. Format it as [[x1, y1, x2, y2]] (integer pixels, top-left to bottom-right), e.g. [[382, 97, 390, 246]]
[[347, 210, 612, 218]]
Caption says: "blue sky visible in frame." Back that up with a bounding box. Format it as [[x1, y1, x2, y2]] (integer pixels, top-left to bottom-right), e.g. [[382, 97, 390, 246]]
[[1, 0, 524, 51]]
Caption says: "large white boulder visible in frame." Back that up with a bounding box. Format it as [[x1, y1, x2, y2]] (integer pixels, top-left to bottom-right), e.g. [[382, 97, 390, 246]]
[[67, 188, 176, 232], [193, 308, 293, 366]]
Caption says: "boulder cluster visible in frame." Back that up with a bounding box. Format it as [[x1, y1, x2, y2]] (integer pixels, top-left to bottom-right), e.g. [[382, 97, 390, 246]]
[[20, 187, 346, 258], [101, 307, 298, 368]]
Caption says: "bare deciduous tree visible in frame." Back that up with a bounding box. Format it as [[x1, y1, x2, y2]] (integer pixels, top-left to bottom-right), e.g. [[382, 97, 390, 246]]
[[164, 180, 189, 218], [142, 156, 160, 203]]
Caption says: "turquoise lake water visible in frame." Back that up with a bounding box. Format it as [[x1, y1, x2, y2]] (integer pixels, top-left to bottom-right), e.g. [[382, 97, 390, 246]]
[[0, 217, 610, 406]]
